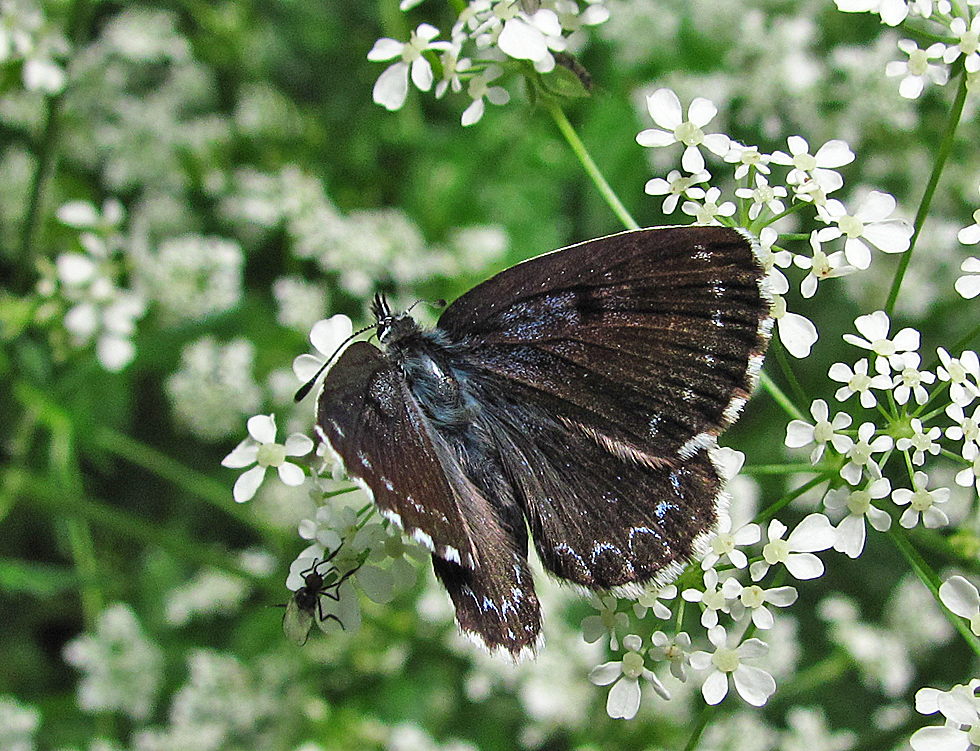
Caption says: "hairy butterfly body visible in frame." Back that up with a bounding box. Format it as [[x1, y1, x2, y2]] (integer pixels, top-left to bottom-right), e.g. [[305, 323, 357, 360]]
[[314, 226, 772, 656]]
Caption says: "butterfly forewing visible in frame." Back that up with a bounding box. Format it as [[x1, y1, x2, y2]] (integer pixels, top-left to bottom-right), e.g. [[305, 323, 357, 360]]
[[316, 342, 479, 567], [438, 226, 771, 460]]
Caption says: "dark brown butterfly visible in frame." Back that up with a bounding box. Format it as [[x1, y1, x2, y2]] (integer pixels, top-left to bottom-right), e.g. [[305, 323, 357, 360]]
[[312, 226, 772, 657]]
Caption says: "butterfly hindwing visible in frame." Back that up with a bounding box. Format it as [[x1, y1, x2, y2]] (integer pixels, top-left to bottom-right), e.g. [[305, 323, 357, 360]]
[[316, 342, 478, 567]]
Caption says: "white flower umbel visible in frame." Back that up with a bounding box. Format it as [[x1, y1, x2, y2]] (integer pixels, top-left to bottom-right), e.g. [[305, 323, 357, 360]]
[[750, 514, 836, 582], [293, 314, 355, 385], [461, 66, 510, 126], [636, 88, 732, 173], [62, 603, 163, 721], [582, 594, 629, 649], [644, 168, 710, 214], [824, 478, 893, 558], [769, 136, 854, 190], [836, 422, 894, 485], [939, 576, 980, 636], [818, 191, 913, 270], [895, 418, 942, 466], [937, 348, 980, 406], [947, 402, 980, 456], [734, 174, 788, 221], [944, 15, 980, 73], [911, 681, 980, 751], [589, 634, 669, 720], [0, 696, 40, 751], [886, 39, 949, 99], [689, 625, 776, 707], [724, 142, 771, 179], [632, 583, 678, 620], [682, 568, 733, 629], [682, 186, 737, 225], [956, 257, 980, 299], [891, 353, 936, 406], [222, 414, 313, 503], [699, 516, 761, 571], [829, 357, 892, 408], [722, 579, 799, 630], [650, 631, 692, 681], [368, 23, 452, 111], [892, 471, 951, 529], [785, 398, 853, 464], [843, 310, 920, 373], [793, 231, 856, 298]]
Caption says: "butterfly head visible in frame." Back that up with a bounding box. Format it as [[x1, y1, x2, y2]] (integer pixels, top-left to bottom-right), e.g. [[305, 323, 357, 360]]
[[372, 293, 420, 346]]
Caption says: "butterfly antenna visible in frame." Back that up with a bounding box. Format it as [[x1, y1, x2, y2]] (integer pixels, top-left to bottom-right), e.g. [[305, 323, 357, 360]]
[[294, 322, 374, 402], [406, 298, 447, 314]]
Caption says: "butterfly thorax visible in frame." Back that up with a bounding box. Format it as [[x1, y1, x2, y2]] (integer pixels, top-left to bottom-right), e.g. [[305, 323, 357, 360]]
[[378, 311, 480, 435]]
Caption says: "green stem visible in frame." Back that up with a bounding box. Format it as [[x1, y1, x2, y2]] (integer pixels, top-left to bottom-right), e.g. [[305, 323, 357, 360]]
[[885, 71, 968, 314], [741, 464, 819, 475], [682, 702, 718, 751], [754, 474, 827, 525], [887, 525, 980, 659], [760, 371, 805, 422], [547, 102, 639, 231]]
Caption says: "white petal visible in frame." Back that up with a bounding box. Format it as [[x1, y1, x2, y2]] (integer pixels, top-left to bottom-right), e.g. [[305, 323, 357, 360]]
[[233, 465, 266, 503], [607, 677, 641, 719], [285, 433, 315, 457], [732, 665, 776, 706], [373, 62, 410, 111], [636, 127, 677, 148], [357, 565, 395, 604], [864, 219, 913, 253], [589, 661, 623, 686], [843, 237, 872, 270], [939, 576, 980, 618], [367, 38, 404, 61], [788, 513, 836, 551], [310, 315, 354, 356], [222, 440, 258, 468], [815, 139, 854, 168], [784, 552, 824, 580], [777, 312, 818, 358], [909, 725, 971, 751], [498, 18, 548, 61], [765, 586, 799, 607], [97, 335, 135, 372], [681, 145, 706, 173], [293, 353, 324, 383], [646, 88, 683, 130], [738, 637, 769, 660], [937, 689, 980, 727], [687, 97, 717, 127], [959, 225, 980, 245], [701, 670, 729, 705], [247, 414, 277, 443], [955, 274, 980, 299], [411, 56, 434, 91], [277, 461, 306, 486], [834, 514, 866, 559], [785, 420, 815, 448], [461, 97, 485, 127], [856, 190, 897, 222]]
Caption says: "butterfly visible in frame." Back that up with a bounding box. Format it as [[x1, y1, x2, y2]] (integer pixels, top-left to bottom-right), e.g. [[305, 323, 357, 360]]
[[282, 549, 360, 645], [311, 226, 773, 657]]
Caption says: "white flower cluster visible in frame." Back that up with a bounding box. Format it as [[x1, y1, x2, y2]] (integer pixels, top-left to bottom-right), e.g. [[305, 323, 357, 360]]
[[368, 0, 610, 124], [0, 0, 68, 93], [221, 166, 508, 299], [62, 603, 163, 721], [166, 337, 264, 441], [786, 311, 979, 555], [35, 199, 147, 372], [835, 0, 978, 98], [637, 86, 914, 360]]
